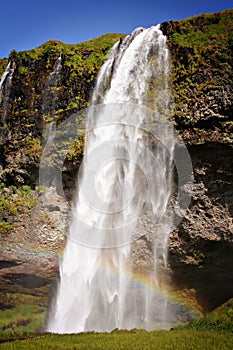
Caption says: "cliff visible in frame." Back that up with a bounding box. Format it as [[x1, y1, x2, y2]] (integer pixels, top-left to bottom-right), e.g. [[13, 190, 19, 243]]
[[160, 9, 233, 312], [161, 9, 232, 144], [0, 9, 232, 331]]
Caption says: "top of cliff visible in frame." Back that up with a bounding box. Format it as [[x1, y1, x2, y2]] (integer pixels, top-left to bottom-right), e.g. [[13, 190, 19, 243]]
[[0, 33, 125, 77]]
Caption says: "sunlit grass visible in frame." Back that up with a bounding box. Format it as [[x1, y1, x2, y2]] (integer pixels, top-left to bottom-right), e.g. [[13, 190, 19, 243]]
[[0, 330, 232, 350], [1, 297, 232, 349]]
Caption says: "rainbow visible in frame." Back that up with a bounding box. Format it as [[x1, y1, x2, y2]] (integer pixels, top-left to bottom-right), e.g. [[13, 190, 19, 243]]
[[16, 244, 202, 324], [98, 255, 202, 323]]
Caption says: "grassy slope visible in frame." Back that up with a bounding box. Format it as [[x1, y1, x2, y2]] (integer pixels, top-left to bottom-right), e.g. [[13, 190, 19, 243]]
[[170, 8, 233, 97], [171, 9, 232, 55], [177, 297, 233, 331]]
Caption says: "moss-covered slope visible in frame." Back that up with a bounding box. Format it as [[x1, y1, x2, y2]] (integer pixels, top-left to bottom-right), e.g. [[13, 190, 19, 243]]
[[177, 297, 233, 331], [161, 8, 233, 143], [0, 33, 124, 185]]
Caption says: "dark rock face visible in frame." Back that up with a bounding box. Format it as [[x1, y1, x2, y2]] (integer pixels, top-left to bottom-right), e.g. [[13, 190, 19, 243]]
[[3, 273, 49, 289], [169, 143, 233, 312], [0, 10, 232, 316]]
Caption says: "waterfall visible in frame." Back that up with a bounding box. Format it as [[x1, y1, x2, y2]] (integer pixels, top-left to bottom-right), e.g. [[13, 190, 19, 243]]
[[47, 25, 176, 333], [42, 53, 63, 142], [0, 61, 15, 123], [0, 61, 11, 92], [49, 52, 62, 79]]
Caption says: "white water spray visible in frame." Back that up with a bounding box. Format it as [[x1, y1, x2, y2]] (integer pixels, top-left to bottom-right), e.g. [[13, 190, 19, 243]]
[[49, 52, 62, 78], [47, 25, 176, 333], [0, 61, 15, 123], [0, 61, 11, 92]]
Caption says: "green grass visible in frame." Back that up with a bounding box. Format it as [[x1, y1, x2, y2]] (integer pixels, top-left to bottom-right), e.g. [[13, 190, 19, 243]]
[[0, 330, 232, 350], [6, 33, 125, 90]]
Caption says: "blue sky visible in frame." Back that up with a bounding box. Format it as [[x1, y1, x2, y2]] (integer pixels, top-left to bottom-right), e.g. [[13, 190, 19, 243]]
[[0, 0, 232, 58]]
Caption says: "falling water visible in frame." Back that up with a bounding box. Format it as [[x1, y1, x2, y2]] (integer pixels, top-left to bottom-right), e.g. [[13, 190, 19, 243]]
[[0, 61, 15, 123], [42, 53, 62, 142], [0, 61, 11, 92], [50, 52, 62, 78], [47, 25, 176, 333]]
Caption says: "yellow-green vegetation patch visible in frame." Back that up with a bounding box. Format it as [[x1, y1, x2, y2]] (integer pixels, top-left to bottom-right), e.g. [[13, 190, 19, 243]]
[[171, 9, 232, 50], [21, 137, 42, 163], [1, 293, 48, 309], [0, 304, 46, 334], [0, 222, 14, 234], [0, 58, 8, 77], [0, 183, 36, 234]]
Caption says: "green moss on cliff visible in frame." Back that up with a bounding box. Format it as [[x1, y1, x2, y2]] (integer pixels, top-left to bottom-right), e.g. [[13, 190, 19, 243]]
[[171, 9, 232, 85], [0, 33, 124, 128], [8, 33, 123, 96], [0, 58, 8, 77], [0, 183, 36, 234], [171, 10, 232, 49], [0, 33, 124, 185], [162, 9, 233, 141]]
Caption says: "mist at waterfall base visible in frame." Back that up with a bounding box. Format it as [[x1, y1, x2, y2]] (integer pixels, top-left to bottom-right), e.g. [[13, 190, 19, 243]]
[[45, 25, 191, 333]]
